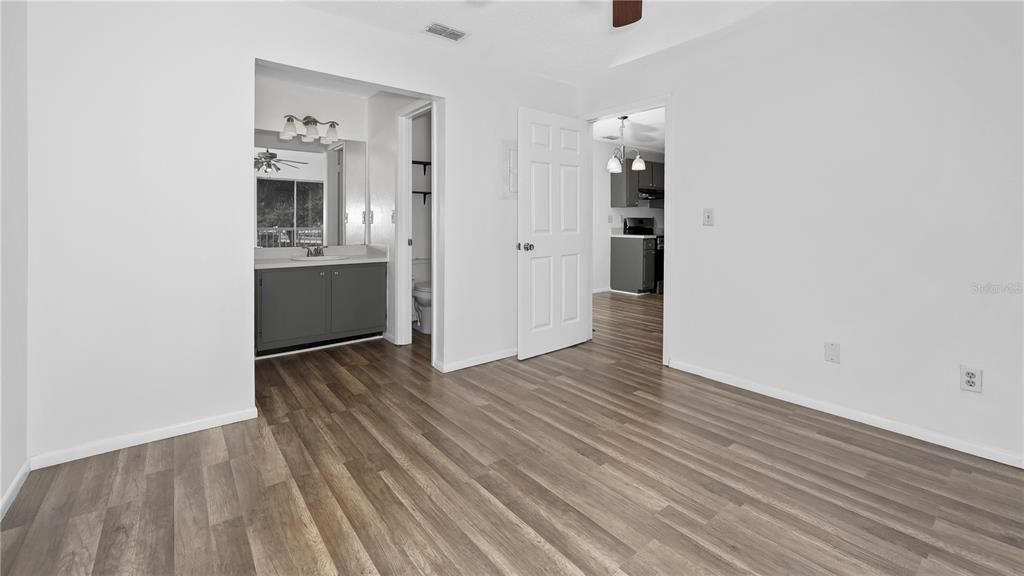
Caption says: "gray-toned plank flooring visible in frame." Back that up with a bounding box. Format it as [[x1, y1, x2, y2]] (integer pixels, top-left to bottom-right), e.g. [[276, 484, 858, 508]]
[[3, 293, 1022, 575]]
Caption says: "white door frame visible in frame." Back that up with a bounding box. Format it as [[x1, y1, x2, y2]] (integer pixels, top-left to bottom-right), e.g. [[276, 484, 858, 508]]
[[395, 100, 442, 365], [585, 95, 672, 367]]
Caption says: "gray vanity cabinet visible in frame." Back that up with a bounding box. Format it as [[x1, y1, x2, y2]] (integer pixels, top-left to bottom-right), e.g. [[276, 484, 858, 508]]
[[329, 264, 386, 337], [256, 262, 387, 353], [257, 267, 330, 350]]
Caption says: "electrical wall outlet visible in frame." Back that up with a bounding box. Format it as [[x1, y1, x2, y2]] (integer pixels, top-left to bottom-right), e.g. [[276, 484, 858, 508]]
[[702, 208, 715, 227], [824, 342, 841, 364], [960, 365, 982, 393], [607, 214, 613, 224]]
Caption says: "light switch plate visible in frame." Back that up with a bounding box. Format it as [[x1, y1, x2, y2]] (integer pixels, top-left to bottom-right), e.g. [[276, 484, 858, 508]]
[[702, 208, 715, 227], [824, 342, 841, 364]]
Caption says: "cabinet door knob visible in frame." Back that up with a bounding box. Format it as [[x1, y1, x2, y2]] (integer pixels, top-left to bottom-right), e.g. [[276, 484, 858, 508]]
[[319, 272, 325, 277], [334, 271, 339, 276]]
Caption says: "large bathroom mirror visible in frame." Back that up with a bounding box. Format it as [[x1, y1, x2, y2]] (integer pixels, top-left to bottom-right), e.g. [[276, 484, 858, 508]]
[[254, 129, 368, 247]]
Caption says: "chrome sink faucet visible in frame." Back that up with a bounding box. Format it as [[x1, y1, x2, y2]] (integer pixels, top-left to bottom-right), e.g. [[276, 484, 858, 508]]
[[306, 245, 325, 257]]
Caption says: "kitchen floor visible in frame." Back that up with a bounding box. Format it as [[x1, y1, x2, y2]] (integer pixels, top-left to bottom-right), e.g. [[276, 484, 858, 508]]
[[3, 293, 1022, 575]]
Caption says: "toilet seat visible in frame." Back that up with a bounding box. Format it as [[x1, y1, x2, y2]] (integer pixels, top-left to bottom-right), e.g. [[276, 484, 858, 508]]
[[413, 281, 431, 294]]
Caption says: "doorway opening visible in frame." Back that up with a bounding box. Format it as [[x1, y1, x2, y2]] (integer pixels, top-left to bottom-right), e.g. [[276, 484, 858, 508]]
[[589, 105, 668, 362], [251, 60, 444, 368], [393, 99, 441, 368]]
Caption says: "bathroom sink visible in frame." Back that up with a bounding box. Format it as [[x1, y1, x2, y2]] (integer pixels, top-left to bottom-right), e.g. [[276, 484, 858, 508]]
[[290, 255, 349, 262]]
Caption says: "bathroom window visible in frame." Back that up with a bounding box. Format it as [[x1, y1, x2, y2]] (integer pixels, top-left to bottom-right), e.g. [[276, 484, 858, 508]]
[[256, 178, 324, 247]]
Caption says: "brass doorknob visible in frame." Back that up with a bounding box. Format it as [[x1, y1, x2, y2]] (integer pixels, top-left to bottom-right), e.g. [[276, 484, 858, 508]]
[[524, 243, 535, 251]]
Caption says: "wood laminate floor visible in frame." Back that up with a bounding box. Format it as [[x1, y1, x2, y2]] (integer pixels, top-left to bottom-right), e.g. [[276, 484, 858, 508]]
[[3, 292, 1023, 575]]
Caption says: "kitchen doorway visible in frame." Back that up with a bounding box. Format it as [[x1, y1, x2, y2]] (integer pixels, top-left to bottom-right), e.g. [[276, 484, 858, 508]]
[[588, 103, 669, 364]]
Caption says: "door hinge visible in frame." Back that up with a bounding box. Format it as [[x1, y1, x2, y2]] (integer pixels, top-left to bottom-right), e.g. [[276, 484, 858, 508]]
[[517, 242, 522, 251], [408, 239, 413, 246]]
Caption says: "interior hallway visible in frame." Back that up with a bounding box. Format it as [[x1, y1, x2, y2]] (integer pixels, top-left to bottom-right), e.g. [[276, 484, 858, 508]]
[[2, 293, 1022, 575]]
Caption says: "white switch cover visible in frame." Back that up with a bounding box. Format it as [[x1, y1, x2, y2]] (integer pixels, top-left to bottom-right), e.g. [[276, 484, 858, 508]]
[[824, 342, 840, 364], [702, 208, 715, 227]]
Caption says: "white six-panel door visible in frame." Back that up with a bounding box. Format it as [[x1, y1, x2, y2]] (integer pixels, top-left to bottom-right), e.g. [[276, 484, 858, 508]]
[[517, 108, 592, 360]]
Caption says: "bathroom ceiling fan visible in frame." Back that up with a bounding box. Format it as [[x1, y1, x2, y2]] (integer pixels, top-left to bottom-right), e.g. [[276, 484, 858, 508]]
[[254, 149, 308, 174], [613, 0, 642, 28]]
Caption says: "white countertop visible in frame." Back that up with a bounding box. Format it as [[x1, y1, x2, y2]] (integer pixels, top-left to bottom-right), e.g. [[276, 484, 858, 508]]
[[610, 234, 660, 239], [255, 245, 389, 270]]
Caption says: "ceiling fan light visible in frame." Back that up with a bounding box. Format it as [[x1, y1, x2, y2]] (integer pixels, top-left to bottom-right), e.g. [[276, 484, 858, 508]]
[[606, 155, 622, 174], [280, 116, 297, 140], [632, 155, 646, 171]]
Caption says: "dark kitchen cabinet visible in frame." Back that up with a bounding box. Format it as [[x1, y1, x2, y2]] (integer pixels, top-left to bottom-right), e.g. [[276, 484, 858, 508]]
[[610, 164, 639, 207], [256, 262, 386, 353], [635, 162, 656, 189], [651, 161, 665, 188], [610, 160, 665, 208]]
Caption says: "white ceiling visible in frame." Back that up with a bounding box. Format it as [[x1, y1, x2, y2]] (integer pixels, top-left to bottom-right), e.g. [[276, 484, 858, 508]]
[[308, 1, 768, 84], [593, 107, 665, 152]]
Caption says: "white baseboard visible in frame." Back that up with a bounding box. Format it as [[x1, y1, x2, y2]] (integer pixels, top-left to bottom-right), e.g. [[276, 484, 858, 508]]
[[435, 348, 517, 373], [668, 360, 1023, 469], [29, 407, 258, 470], [1, 460, 31, 520], [592, 287, 610, 294]]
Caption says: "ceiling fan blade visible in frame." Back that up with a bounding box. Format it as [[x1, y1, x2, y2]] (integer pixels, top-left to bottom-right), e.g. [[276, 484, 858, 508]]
[[277, 159, 309, 165], [275, 161, 306, 168], [612, 0, 642, 28]]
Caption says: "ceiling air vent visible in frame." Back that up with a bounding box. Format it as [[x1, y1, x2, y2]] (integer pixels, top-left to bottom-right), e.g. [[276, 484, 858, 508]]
[[425, 23, 467, 42]]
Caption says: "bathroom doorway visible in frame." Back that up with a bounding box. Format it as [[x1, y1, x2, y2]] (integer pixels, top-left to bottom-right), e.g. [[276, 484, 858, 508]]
[[394, 100, 443, 367]]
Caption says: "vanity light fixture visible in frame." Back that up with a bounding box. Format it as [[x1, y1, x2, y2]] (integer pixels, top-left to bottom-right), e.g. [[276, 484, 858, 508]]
[[606, 116, 646, 174], [279, 115, 340, 145]]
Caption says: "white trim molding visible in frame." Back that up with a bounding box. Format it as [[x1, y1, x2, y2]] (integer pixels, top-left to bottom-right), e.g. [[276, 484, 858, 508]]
[[1, 460, 31, 520], [30, 407, 257, 470], [668, 360, 1023, 469], [434, 348, 517, 373]]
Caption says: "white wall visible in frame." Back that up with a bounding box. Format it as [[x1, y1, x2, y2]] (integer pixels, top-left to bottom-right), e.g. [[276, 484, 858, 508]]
[[368, 91, 419, 342], [582, 2, 1023, 464], [1, 0, 29, 513], [592, 140, 664, 292], [254, 74, 368, 142], [24, 2, 578, 461]]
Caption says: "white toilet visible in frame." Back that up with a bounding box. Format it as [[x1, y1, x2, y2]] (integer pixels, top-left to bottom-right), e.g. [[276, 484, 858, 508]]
[[412, 281, 432, 334]]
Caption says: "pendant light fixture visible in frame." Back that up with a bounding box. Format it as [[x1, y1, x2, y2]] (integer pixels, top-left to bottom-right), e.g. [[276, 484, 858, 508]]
[[606, 116, 646, 173], [279, 115, 340, 145]]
